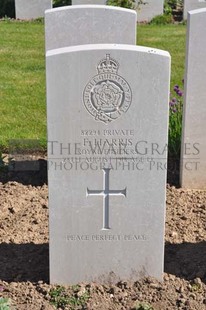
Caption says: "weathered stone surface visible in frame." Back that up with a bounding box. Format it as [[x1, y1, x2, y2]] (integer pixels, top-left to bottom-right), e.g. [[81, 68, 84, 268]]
[[136, 0, 164, 22], [45, 5, 137, 51], [180, 8, 206, 189], [46, 44, 170, 284], [15, 0, 52, 19], [183, 0, 206, 20]]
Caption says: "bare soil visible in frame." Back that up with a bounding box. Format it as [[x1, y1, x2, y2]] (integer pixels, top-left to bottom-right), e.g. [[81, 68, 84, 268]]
[[0, 159, 205, 310]]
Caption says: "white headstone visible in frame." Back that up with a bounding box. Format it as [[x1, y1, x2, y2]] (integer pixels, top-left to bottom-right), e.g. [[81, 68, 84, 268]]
[[136, 0, 164, 22], [180, 8, 206, 189], [183, 0, 206, 20], [45, 5, 137, 52], [46, 44, 170, 284], [72, 0, 106, 4], [15, 0, 52, 19]]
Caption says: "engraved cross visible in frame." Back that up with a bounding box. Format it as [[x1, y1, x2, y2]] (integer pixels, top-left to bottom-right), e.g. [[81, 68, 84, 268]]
[[87, 168, 127, 230]]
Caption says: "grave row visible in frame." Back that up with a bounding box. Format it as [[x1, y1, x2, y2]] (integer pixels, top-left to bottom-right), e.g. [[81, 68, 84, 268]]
[[44, 3, 206, 284], [15, 0, 206, 21], [15, 0, 163, 21]]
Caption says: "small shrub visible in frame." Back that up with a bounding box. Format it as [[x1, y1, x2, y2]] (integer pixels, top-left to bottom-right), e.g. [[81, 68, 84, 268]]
[[165, 0, 177, 9], [107, 0, 135, 9], [49, 285, 90, 309], [191, 283, 202, 292], [164, 0, 184, 22], [135, 302, 154, 310], [164, 0, 173, 16], [150, 13, 173, 25], [165, 0, 183, 10], [32, 17, 44, 24], [49, 286, 69, 308], [107, 0, 146, 10]]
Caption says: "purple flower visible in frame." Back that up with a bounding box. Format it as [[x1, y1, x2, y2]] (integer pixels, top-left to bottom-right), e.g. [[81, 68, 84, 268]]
[[172, 108, 177, 113], [169, 97, 178, 108], [177, 90, 183, 97], [169, 101, 175, 107], [172, 97, 177, 103], [174, 85, 179, 91]]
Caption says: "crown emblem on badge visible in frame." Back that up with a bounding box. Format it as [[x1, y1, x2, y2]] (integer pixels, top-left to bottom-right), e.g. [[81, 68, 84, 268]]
[[97, 54, 119, 74], [83, 54, 132, 124]]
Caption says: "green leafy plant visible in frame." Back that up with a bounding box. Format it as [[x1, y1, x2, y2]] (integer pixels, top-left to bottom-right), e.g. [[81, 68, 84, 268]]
[[150, 0, 176, 25], [135, 302, 154, 310], [107, 0, 146, 10], [0, 298, 12, 310], [67, 291, 90, 309], [191, 283, 202, 292], [149, 14, 173, 25], [53, 0, 71, 7], [49, 285, 90, 309], [50, 286, 69, 308], [107, 0, 135, 9], [165, 0, 183, 10], [168, 83, 184, 157], [33, 17, 44, 24], [165, 0, 177, 9], [164, 0, 173, 16]]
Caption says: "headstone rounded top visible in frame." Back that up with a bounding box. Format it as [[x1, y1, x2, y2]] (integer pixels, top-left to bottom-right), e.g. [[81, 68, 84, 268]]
[[188, 7, 206, 15], [45, 4, 136, 15], [46, 43, 170, 59], [184, 0, 206, 19], [45, 7, 137, 51]]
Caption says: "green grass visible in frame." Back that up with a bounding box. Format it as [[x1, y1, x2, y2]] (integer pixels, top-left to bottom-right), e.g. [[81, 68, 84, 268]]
[[137, 23, 186, 87], [0, 20, 187, 151], [0, 19, 46, 150], [137, 24, 186, 157]]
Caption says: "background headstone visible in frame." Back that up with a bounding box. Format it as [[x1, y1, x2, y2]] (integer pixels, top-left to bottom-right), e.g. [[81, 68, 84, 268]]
[[72, 0, 106, 4], [180, 8, 206, 189], [15, 0, 52, 19], [45, 6, 137, 51], [136, 0, 164, 22], [46, 44, 170, 284], [183, 0, 206, 20]]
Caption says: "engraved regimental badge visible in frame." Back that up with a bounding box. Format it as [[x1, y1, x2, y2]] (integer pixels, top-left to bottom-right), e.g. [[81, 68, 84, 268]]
[[83, 54, 132, 124]]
